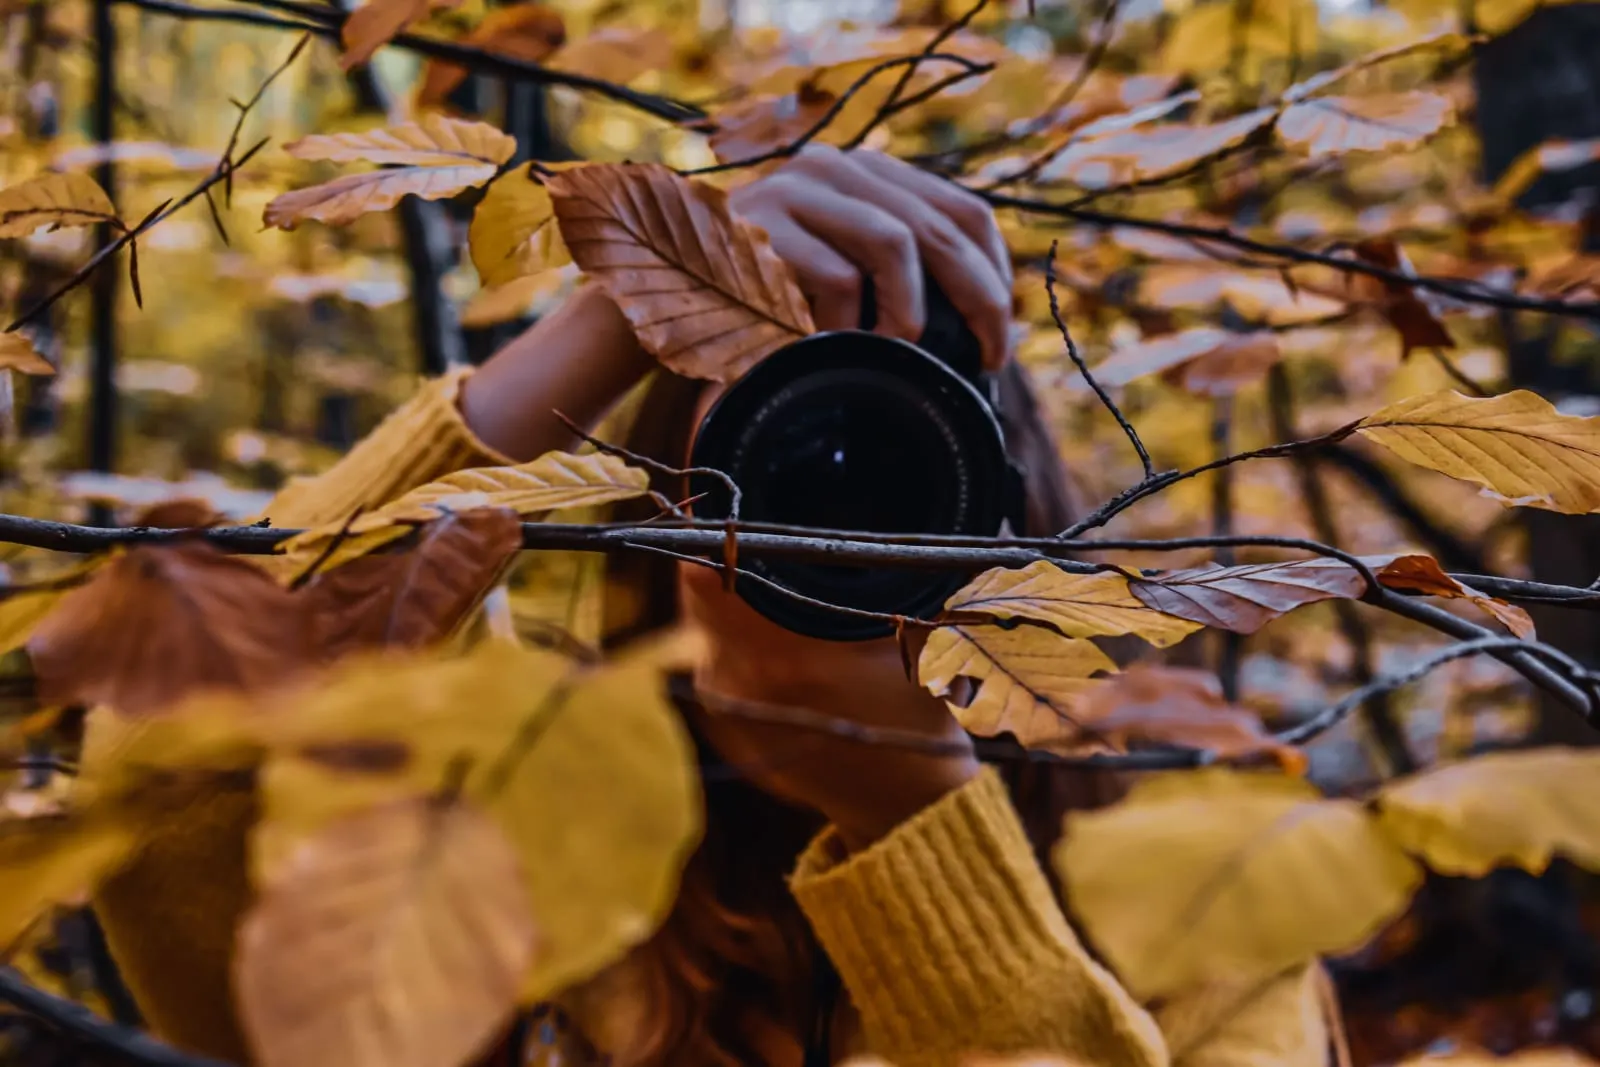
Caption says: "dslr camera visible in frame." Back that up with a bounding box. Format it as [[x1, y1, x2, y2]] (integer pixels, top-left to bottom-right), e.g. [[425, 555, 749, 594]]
[[689, 274, 1026, 641]]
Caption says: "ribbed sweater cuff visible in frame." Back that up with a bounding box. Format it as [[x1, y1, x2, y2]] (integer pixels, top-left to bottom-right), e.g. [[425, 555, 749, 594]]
[[263, 367, 516, 529], [788, 768, 1092, 1053]]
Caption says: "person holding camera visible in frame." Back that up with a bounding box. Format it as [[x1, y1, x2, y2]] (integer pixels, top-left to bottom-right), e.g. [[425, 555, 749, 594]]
[[94, 146, 1330, 1067]]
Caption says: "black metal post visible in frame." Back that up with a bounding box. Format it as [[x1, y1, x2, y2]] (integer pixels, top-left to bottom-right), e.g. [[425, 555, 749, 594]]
[[88, 0, 119, 526]]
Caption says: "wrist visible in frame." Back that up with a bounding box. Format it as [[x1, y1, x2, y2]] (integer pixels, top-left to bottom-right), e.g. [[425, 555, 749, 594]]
[[830, 753, 982, 853]]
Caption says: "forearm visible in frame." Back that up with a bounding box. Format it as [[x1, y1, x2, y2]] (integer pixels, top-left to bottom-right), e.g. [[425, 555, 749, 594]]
[[460, 283, 654, 463]]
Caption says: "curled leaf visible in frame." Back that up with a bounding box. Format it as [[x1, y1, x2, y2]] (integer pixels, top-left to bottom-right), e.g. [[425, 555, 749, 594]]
[[0, 172, 121, 238], [1372, 554, 1535, 638], [236, 796, 536, 1067], [340, 0, 468, 70], [918, 624, 1116, 752], [1057, 768, 1422, 999], [1356, 390, 1600, 514], [1345, 239, 1454, 357], [547, 162, 815, 381], [1377, 748, 1600, 877], [1129, 559, 1366, 634], [946, 561, 1199, 647]]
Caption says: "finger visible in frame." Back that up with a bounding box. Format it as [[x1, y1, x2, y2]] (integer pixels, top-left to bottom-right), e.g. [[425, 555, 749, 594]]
[[793, 147, 1011, 369], [779, 183, 924, 343], [742, 207, 863, 332], [852, 150, 1013, 292]]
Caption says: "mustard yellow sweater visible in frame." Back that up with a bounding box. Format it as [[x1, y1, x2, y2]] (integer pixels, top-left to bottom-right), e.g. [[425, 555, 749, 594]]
[[87, 369, 1329, 1067]]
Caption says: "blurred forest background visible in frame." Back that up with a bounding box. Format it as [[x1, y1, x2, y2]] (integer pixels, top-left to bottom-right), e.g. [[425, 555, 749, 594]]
[[4, 0, 1600, 1064]]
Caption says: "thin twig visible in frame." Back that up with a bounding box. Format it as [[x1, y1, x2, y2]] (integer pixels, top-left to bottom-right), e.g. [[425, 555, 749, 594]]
[[1045, 239, 1155, 479], [840, 0, 992, 151], [0, 968, 227, 1067], [1425, 346, 1493, 396], [223, 31, 311, 207]]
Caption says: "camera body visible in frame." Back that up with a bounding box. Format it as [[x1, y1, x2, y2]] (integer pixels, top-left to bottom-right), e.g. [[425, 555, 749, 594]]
[[688, 274, 1025, 641]]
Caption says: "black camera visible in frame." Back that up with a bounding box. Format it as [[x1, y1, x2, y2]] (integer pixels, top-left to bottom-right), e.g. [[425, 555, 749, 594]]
[[689, 274, 1025, 641]]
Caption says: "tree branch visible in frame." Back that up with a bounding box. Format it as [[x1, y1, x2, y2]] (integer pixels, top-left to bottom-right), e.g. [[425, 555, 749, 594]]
[[0, 968, 227, 1067]]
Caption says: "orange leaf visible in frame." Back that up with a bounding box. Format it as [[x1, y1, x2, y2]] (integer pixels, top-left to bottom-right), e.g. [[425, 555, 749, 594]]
[[1129, 559, 1366, 634], [704, 84, 837, 166], [1347, 238, 1454, 358], [27, 544, 313, 717], [297, 508, 523, 659], [1372, 554, 1535, 639], [1075, 664, 1306, 770], [417, 5, 567, 109], [1277, 92, 1454, 159], [0, 332, 55, 376], [1084, 327, 1283, 397], [1038, 108, 1276, 189], [340, 0, 467, 70], [547, 163, 815, 381]]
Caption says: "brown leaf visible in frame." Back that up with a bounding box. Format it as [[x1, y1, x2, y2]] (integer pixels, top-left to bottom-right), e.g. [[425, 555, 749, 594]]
[[918, 624, 1116, 753], [298, 508, 523, 659], [1139, 263, 1345, 325], [417, 5, 567, 108], [1075, 665, 1306, 770], [1277, 92, 1455, 158], [1129, 559, 1367, 634], [264, 116, 515, 230], [1347, 239, 1454, 357], [0, 333, 55, 375], [945, 561, 1199, 647], [1355, 389, 1600, 513], [28, 544, 312, 717], [1372, 554, 1535, 639], [236, 796, 536, 1067], [547, 163, 815, 381], [0, 172, 121, 238], [1038, 108, 1276, 189], [547, 26, 674, 82], [129, 499, 224, 529], [704, 84, 837, 165], [1085, 327, 1283, 397], [340, 0, 467, 70]]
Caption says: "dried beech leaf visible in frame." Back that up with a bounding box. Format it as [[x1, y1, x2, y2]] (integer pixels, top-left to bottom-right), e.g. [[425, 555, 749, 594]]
[[1356, 390, 1600, 514], [382, 450, 648, 524], [298, 508, 523, 658], [1129, 559, 1366, 634], [946, 561, 1199, 648], [0, 561, 103, 659], [1346, 239, 1454, 357], [236, 797, 536, 1067], [1038, 108, 1276, 189], [255, 640, 702, 1003], [417, 5, 566, 107], [264, 117, 515, 230], [1138, 264, 1345, 326], [1277, 92, 1454, 158], [340, 0, 467, 70], [918, 624, 1116, 752], [547, 27, 673, 83], [1074, 665, 1306, 770], [0, 172, 121, 238], [1373, 554, 1535, 639], [461, 271, 566, 328], [1056, 768, 1422, 999], [1085, 328, 1283, 397], [0, 808, 139, 950], [469, 168, 570, 288], [130, 499, 224, 528], [28, 544, 313, 717], [547, 162, 815, 381], [1377, 748, 1600, 877], [0, 333, 55, 375], [705, 86, 837, 165]]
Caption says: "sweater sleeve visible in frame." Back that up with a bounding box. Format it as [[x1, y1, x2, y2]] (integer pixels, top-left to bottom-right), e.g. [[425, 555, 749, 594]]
[[787, 767, 1170, 1067], [261, 366, 516, 529]]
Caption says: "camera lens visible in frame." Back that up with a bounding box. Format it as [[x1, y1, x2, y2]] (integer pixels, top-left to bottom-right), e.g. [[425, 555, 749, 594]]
[[689, 331, 1011, 641]]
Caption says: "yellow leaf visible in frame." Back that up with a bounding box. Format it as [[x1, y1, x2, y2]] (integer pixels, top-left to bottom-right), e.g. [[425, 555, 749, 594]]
[[918, 624, 1116, 752], [1160, 0, 1319, 82], [0, 333, 55, 375], [264, 116, 516, 230], [254, 640, 702, 1003], [469, 168, 570, 288], [1277, 92, 1455, 158], [235, 796, 536, 1067], [0, 559, 101, 659], [461, 270, 566, 328], [0, 172, 121, 238], [340, 0, 468, 70], [547, 163, 816, 382], [382, 450, 648, 524], [946, 561, 1199, 647], [0, 808, 138, 950], [277, 525, 415, 587], [1493, 137, 1600, 204], [1038, 109, 1277, 189], [1377, 748, 1600, 877], [1355, 390, 1600, 513], [1056, 768, 1423, 999]]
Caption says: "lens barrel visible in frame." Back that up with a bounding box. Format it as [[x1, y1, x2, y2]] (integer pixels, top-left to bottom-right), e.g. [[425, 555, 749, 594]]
[[689, 278, 1014, 640]]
